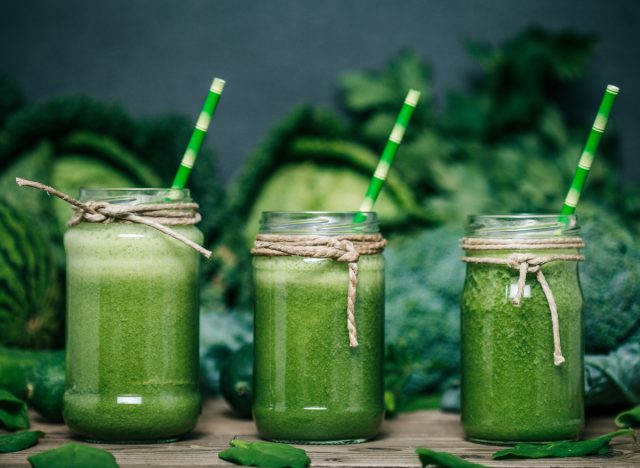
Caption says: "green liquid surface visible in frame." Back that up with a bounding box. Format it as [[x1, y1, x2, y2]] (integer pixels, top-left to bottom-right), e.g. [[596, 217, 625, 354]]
[[253, 255, 385, 443], [461, 249, 584, 443], [63, 223, 201, 442]]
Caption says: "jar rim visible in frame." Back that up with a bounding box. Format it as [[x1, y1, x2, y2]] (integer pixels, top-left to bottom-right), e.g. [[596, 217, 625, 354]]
[[467, 213, 580, 237], [79, 188, 191, 204], [259, 211, 379, 235]]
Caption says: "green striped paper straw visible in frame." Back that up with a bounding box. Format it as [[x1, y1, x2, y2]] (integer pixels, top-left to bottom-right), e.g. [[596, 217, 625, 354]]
[[354, 89, 420, 222], [171, 77, 226, 189], [560, 84, 619, 214]]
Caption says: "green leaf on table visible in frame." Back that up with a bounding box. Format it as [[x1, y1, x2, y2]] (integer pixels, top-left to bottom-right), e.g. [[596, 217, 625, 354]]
[[616, 405, 640, 428], [28, 443, 118, 468], [0, 389, 29, 430], [0, 430, 44, 453], [218, 439, 311, 468], [492, 429, 636, 460], [416, 447, 487, 467]]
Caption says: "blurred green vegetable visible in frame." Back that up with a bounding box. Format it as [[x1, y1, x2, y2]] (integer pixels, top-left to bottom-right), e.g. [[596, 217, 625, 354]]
[[218, 439, 311, 468], [0, 347, 52, 400], [26, 351, 65, 422], [579, 209, 640, 353], [339, 29, 625, 223], [28, 443, 118, 468], [492, 429, 636, 460], [199, 310, 252, 395], [615, 405, 640, 428], [0, 389, 29, 430], [585, 342, 640, 408], [385, 225, 465, 396], [416, 448, 486, 468], [220, 344, 253, 419], [0, 199, 62, 349], [0, 430, 43, 453]]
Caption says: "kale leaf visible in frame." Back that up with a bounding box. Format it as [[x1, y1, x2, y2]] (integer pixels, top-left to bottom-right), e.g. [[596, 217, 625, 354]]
[[27, 443, 118, 468], [616, 405, 640, 428], [218, 439, 311, 468], [416, 448, 487, 467], [0, 430, 43, 453], [0, 389, 29, 430], [492, 429, 636, 459]]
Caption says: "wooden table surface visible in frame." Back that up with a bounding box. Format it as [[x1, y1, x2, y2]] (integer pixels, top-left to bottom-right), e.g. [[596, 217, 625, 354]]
[[1, 399, 638, 467]]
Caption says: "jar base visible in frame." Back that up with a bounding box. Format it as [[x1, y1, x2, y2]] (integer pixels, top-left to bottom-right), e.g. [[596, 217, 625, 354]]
[[466, 436, 578, 446], [265, 437, 369, 445], [83, 437, 180, 445]]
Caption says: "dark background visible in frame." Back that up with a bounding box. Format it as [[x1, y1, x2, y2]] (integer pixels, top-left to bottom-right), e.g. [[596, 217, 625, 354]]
[[1, 0, 638, 183]]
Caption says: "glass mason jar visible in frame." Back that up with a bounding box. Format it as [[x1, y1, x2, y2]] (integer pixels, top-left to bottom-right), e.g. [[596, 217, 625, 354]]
[[461, 215, 585, 444], [252, 212, 385, 444], [63, 188, 202, 443]]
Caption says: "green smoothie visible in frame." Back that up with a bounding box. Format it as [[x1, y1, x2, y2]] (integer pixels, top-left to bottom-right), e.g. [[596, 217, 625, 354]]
[[252, 213, 385, 444], [63, 191, 202, 442], [461, 216, 584, 444]]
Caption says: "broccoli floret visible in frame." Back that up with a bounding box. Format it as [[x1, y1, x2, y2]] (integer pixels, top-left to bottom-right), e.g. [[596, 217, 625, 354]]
[[579, 207, 640, 353], [385, 225, 465, 394]]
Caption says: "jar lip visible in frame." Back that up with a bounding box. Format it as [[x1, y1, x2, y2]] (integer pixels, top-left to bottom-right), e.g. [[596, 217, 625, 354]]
[[79, 188, 191, 204], [80, 187, 189, 192], [261, 210, 375, 216], [259, 211, 379, 235], [469, 213, 577, 220], [467, 213, 580, 237]]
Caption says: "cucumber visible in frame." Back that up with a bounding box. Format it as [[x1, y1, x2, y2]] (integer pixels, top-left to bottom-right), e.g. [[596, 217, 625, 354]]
[[26, 351, 65, 422], [220, 344, 253, 419], [0, 346, 52, 400]]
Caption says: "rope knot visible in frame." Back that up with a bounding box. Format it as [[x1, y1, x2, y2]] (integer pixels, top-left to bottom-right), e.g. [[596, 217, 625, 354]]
[[507, 253, 540, 271], [333, 238, 360, 263]]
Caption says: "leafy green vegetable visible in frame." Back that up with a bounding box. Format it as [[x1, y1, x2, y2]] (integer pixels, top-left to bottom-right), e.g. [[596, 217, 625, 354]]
[[28, 443, 118, 468], [585, 342, 640, 407], [0, 389, 29, 430], [337, 28, 624, 226], [416, 447, 486, 467], [0, 197, 62, 349], [615, 406, 640, 428], [492, 429, 636, 459], [218, 439, 311, 468], [0, 430, 43, 453]]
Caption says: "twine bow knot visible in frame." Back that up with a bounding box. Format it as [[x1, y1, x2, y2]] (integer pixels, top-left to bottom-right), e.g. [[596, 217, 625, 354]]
[[462, 237, 585, 366], [252, 233, 387, 348]]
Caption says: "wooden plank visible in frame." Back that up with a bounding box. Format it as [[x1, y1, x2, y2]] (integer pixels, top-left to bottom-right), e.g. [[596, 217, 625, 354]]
[[1, 400, 637, 467]]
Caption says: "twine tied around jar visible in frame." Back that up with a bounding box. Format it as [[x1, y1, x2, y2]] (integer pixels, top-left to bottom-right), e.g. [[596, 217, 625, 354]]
[[15, 178, 212, 258], [252, 234, 387, 348], [461, 237, 585, 366]]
